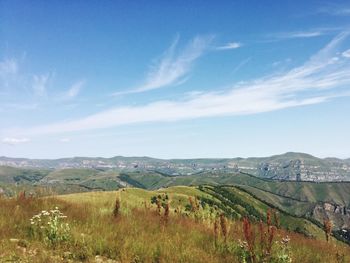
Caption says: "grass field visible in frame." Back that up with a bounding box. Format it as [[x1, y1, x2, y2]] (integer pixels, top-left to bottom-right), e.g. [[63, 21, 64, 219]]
[[0, 186, 349, 262]]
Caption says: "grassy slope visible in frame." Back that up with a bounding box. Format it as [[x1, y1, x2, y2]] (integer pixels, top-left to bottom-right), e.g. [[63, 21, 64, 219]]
[[58, 186, 211, 213], [124, 171, 350, 206], [1, 167, 349, 234], [1, 166, 349, 208], [59, 186, 328, 241], [1, 187, 349, 262], [200, 185, 327, 240], [58, 186, 349, 245], [236, 185, 314, 216]]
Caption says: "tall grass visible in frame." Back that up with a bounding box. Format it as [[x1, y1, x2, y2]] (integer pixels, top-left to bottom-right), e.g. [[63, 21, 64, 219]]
[[0, 190, 349, 263]]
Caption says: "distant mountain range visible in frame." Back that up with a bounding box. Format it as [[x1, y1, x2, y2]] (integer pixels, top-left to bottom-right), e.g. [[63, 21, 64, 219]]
[[1, 152, 349, 182]]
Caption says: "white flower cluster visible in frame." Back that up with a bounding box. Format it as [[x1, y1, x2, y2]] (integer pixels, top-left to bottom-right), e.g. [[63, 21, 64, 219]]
[[30, 207, 66, 225], [281, 235, 290, 246], [276, 236, 292, 263], [29, 206, 71, 245]]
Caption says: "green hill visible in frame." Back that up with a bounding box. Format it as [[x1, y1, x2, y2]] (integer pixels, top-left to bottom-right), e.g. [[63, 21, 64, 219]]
[[1, 165, 349, 241]]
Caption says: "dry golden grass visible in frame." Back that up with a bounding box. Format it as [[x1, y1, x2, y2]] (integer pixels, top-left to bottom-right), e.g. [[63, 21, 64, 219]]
[[0, 191, 349, 263]]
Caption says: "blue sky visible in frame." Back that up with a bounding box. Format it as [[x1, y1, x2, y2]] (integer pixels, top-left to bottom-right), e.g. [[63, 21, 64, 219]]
[[1, 1, 350, 159]]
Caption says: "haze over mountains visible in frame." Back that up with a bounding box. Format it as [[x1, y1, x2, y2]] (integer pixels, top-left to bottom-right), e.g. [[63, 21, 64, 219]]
[[1, 152, 349, 182]]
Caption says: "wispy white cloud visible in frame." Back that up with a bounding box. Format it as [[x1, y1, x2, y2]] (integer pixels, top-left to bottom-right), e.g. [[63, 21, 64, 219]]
[[266, 27, 345, 42], [0, 57, 51, 97], [64, 80, 85, 99], [0, 58, 19, 90], [232, 57, 251, 75], [342, 49, 350, 58], [272, 58, 292, 67], [317, 5, 350, 16], [216, 42, 242, 50], [32, 74, 50, 96], [59, 138, 71, 143], [271, 30, 324, 40], [287, 31, 323, 38], [7, 33, 350, 136], [113, 35, 213, 95], [2, 137, 30, 145], [0, 59, 18, 76]]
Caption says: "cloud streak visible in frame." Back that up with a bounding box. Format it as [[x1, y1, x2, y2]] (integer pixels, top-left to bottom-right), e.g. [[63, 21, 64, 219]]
[[113, 35, 213, 95], [271, 30, 324, 40], [5, 33, 350, 137], [0, 58, 18, 76], [267, 27, 343, 41], [216, 42, 242, 50], [317, 4, 350, 16], [2, 137, 30, 145], [0, 58, 19, 90], [64, 80, 85, 99]]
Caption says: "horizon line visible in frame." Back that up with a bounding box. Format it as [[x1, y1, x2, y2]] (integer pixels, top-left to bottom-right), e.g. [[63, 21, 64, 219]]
[[0, 151, 349, 161]]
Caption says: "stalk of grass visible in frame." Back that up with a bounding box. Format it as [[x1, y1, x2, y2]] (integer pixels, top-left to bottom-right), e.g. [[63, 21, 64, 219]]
[[213, 217, 219, 246], [272, 209, 280, 229], [219, 213, 227, 243], [323, 218, 332, 242], [163, 203, 170, 225], [113, 195, 121, 218]]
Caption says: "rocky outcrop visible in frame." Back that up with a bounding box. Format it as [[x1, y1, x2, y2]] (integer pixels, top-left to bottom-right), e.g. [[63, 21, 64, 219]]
[[312, 202, 350, 230], [257, 159, 306, 181]]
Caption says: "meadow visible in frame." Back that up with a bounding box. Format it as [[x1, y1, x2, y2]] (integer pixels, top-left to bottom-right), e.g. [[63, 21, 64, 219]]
[[0, 187, 349, 262]]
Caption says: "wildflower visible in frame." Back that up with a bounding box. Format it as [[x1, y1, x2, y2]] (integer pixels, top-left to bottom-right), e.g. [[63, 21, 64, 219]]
[[29, 207, 71, 246], [281, 235, 290, 245], [266, 226, 276, 255], [243, 217, 256, 262]]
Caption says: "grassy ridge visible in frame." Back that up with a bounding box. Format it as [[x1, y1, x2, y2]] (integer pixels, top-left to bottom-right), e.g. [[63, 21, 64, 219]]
[[60, 186, 336, 241]]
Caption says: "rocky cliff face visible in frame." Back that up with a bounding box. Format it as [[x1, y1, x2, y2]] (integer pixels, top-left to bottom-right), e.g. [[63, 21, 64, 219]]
[[257, 159, 305, 181], [254, 156, 350, 181], [312, 202, 350, 230]]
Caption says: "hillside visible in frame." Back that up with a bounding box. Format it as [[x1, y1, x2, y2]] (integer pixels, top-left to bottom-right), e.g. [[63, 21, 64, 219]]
[[1, 187, 349, 262], [1, 165, 350, 239], [57, 184, 350, 242]]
